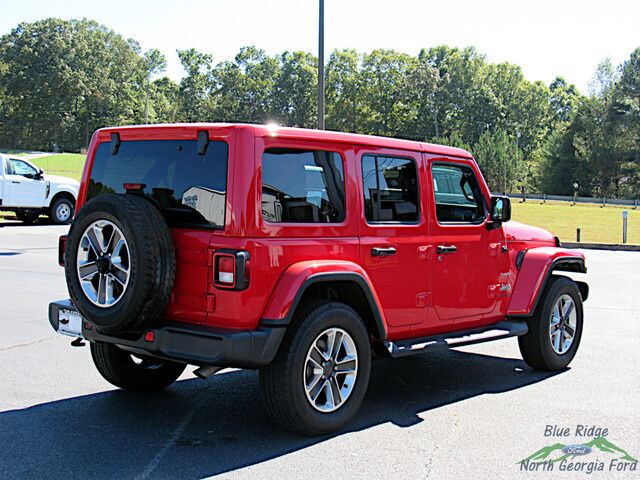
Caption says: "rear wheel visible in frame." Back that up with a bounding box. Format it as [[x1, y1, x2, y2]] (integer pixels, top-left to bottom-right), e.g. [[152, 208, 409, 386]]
[[260, 301, 371, 435], [15, 210, 39, 224], [518, 276, 584, 371], [90, 342, 186, 392]]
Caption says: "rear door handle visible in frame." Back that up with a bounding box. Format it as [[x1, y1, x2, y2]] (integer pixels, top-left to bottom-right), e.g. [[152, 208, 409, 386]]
[[371, 247, 397, 257], [436, 245, 457, 254], [11, 180, 20, 184]]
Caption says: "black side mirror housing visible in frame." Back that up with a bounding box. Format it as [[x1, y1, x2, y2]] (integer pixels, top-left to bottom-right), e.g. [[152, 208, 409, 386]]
[[489, 195, 511, 223]]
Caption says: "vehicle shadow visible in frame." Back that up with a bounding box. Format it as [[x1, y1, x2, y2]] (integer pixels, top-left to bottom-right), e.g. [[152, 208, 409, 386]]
[[0, 350, 563, 479], [0, 218, 61, 227], [0, 218, 38, 227]]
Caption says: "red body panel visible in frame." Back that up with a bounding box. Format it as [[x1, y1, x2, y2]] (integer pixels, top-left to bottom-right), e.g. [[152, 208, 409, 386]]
[[77, 123, 586, 340], [261, 259, 383, 320], [507, 247, 585, 316]]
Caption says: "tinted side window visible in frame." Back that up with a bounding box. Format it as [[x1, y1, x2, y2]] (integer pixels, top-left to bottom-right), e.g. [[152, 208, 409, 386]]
[[432, 163, 486, 223], [261, 149, 345, 223], [362, 155, 419, 223]]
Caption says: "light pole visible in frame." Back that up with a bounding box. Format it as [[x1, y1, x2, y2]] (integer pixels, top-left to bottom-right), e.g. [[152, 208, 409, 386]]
[[573, 182, 579, 205], [317, 0, 325, 130]]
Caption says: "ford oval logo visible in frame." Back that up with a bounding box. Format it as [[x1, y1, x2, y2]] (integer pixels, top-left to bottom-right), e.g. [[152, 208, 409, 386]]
[[562, 444, 592, 456]]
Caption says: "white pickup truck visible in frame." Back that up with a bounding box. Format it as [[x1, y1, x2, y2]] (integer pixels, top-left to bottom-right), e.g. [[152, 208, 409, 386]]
[[0, 154, 80, 224]]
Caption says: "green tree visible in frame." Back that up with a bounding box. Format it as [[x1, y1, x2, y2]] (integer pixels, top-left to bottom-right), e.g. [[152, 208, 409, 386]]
[[142, 49, 167, 123], [0, 18, 147, 150], [614, 48, 640, 197], [359, 49, 417, 138], [420, 46, 487, 144], [211, 46, 280, 123], [177, 48, 213, 122], [326, 49, 362, 132], [273, 51, 317, 127], [549, 77, 582, 126], [149, 77, 181, 123], [473, 129, 523, 193]]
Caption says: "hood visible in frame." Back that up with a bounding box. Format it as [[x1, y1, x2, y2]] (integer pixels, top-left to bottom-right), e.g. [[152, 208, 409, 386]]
[[45, 174, 80, 188], [504, 221, 556, 244]]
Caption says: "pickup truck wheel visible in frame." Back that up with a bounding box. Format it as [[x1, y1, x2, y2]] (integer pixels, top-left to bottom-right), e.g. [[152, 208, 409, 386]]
[[90, 342, 186, 392], [259, 301, 371, 436], [15, 210, 39, 224], [50, 197, 74, 224], [518, 276, 583, 371], [65, 194, 175, 335]]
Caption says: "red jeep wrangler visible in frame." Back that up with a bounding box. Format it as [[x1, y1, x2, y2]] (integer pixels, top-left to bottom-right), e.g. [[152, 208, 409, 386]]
[[49, 123, 587, 435]]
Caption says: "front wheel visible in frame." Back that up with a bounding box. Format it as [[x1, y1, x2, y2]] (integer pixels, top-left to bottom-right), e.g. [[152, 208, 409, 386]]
[[518, 276, 584, 371], [50, 197, 74, 224], [90, 342, 186, 392], [260, 301, 371, 435]]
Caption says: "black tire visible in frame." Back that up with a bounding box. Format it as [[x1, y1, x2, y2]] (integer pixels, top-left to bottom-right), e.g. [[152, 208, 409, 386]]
[[65, 194, 175, 334], [90, 342, 186, 392], [260, 301, 371, 436], [15, 210, 39, 224], [518, 275, 584, 371], [50, 197, 74, 224]]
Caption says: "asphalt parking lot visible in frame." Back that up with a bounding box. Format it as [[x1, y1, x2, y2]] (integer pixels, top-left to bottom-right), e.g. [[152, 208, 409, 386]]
[[0, 221, 638, 479]]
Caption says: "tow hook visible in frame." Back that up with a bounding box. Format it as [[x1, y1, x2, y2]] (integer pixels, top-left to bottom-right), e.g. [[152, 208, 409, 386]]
[[71, 337, 86, 347]]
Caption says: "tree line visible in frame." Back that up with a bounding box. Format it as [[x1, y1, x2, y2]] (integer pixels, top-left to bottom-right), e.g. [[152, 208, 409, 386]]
[[0, 18, 638, 197]]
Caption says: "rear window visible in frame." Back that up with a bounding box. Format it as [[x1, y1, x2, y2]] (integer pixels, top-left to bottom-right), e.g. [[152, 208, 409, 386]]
[[87, 140, 228, 228], [261, 148, 345, 223]]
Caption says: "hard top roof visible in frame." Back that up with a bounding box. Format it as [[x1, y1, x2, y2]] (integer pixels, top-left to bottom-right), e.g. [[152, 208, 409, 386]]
[[96, 123, 474, 159]]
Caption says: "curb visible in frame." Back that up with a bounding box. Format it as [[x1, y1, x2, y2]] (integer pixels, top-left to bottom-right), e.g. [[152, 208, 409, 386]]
[[562, 242, 640, 252]]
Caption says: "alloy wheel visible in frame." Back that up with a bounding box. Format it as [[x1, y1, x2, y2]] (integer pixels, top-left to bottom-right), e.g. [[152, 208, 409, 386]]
[[549, 294, 577, 355], [303, 327, 358, 413], [76, 220, 130, 307]]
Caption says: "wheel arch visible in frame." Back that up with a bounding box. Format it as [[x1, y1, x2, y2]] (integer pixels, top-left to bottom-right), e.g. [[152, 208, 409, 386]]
[[261, 261, 387, 340], [48, 190, 77, 208], [508, 247, 587, 318]]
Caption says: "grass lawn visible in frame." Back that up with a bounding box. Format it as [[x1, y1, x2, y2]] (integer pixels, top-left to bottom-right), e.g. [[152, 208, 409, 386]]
[[31, 153, 86, 182], [511, 200, 639, 245]]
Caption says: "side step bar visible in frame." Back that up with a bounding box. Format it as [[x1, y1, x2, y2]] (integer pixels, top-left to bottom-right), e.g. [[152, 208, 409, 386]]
[[385, 320, 529, 358]]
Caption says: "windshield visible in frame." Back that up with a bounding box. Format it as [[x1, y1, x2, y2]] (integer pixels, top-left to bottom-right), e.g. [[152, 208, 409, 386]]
[[87, 139, 228, 228]]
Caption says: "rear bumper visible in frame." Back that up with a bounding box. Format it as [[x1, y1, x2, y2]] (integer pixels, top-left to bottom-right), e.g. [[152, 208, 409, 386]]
[[48, 299, 285, 368]]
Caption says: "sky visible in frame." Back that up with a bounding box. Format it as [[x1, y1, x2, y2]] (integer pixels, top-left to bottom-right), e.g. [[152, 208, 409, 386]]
[[1, 0, 638, 93]]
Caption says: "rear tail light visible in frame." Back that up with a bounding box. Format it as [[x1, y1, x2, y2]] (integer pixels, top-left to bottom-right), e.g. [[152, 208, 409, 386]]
[[216, 255, 236, 285], [213, 250, 250, 290], [58, 235, 68, 266]]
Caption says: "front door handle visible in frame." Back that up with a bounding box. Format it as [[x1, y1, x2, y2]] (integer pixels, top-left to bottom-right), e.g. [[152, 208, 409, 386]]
[[437, 245, 457, 254], [371, 247, 397, 257], [11, 180, 20, 184]]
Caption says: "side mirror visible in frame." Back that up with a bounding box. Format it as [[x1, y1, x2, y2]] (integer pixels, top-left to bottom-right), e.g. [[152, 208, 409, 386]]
[[489, 195, 511, 223], [34, 169, 44, 180]]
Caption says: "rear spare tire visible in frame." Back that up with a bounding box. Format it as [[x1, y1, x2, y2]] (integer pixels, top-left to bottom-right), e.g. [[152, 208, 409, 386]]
[[65, 194, 175, 334]]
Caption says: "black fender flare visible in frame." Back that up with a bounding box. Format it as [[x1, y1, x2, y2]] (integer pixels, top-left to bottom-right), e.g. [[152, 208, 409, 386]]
[[261, 272, 387, 339]]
